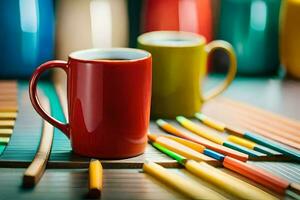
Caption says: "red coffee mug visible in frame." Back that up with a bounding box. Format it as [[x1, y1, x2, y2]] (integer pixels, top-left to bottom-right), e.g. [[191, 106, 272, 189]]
[[29, 48, 152, 158]]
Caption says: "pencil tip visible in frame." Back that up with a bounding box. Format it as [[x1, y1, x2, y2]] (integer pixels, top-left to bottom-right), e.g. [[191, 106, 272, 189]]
[[195, 113, 205, 121], [156, 119, 167, 126], [147, 134, 158, 142], [144, 160, 151, 165], [176, 116, 185, 123], [156, 119, 166, 126]]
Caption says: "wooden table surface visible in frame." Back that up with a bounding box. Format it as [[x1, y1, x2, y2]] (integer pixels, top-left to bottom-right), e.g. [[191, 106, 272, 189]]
[[0, 76, 300, 200]]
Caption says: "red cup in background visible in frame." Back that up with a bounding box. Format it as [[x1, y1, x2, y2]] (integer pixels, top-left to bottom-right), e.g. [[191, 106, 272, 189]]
[[142, 0, 212, 42], [29, 48, 152, 158]]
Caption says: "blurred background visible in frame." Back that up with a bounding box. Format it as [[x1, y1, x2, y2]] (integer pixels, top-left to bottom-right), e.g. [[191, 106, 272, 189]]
[[0, 0, 299, 79]]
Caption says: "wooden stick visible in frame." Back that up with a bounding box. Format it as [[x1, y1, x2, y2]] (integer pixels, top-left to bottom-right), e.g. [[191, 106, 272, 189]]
[[0, 120, 15, 128], [0, 112, 18, 120], [0, 80, 17, 87], [0, 95, 18, 101], [215, 99, 300, 139], [207, 105, 300, 149], [203, 101, 300, 150], [23, 96, 54, 187], [0, 129, 13, 137], [238, 116, 300, 142], [236, 119, 300, 150], [0, 105, 18, 112], [0, 90, 18, 96], [219, 97, 300, 135]]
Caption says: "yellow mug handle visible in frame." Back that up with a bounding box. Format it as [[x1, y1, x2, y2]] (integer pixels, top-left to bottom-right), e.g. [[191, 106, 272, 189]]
[[201, 40, 237, 102]]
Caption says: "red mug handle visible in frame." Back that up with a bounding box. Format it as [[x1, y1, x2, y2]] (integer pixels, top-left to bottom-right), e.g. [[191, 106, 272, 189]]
[[29, 60, 69, 137]]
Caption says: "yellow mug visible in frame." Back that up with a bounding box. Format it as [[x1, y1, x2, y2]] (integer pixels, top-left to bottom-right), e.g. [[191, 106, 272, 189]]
[[280, 0, 300, 78], [138, 31, 237, 118]]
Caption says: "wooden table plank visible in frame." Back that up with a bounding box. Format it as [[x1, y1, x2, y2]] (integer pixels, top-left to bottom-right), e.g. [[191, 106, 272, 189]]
[[0, 167, 285, 200]]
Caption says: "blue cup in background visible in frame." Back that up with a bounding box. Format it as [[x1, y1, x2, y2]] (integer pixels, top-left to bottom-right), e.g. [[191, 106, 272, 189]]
[[0, 0, 54, 78]]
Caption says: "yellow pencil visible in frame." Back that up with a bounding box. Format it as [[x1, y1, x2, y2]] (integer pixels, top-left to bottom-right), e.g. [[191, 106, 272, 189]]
[[227, 135, 280, 155], [88, 159, 103, 198], [176, 116, 266, 157], [177, 116, 224, 144], [164, 135, 206, 152], [143, 161, 227, 200], [227, 135, 256, 149], [195, 113, 283, 155], [184, 160, 278, 200]]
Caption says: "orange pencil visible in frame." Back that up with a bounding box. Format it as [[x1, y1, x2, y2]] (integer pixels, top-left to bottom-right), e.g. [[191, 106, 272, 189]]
[[148, 134, 210, 162], [156, 119, 248, 161]]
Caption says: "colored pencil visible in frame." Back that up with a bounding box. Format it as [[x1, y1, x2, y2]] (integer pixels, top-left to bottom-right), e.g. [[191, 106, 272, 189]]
[[143, 161, 228, 200], [176, 116, 266, 157], [88, 159, 103, 198], [150, 135, 292, 195], [151, 143, 277, 200], [156, 119, 248, 161], [190, 113, 280, 155], [195, 113, 300, 161], [148, 134, 212, 162], [227, 135, 281, 155]]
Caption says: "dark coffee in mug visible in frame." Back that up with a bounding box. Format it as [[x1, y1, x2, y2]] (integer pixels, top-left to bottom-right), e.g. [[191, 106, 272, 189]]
[[94, 58, 130, 60]]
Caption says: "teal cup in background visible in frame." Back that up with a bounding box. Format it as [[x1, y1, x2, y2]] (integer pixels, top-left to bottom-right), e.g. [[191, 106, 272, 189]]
[[0, 0, 54, 78], [215, 0, 281, 76]]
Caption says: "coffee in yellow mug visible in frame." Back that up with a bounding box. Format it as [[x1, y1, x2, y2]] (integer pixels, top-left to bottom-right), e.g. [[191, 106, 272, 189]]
[[138, 31, 236, 118]]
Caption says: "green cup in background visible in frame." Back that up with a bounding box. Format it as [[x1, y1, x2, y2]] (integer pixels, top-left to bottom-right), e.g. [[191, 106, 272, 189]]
[[216, 0, 281, 76]]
